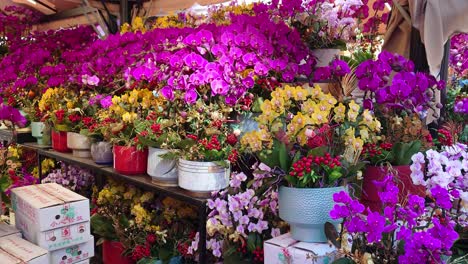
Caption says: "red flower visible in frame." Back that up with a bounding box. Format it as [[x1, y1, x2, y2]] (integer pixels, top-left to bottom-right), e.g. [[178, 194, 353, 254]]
[[82, 117, 94, 128], [131, 244, 151, 261], [55, 109, 65, 123], [226, 134, 238, 146], [139, 130, 149, 137], [211, 120, 223, 128], [68, 113, 82, 123], [150, 124, 161, 134], [7, 96, 16, 106], [146, 233, 157, 244], [177, 242, 189, 256]]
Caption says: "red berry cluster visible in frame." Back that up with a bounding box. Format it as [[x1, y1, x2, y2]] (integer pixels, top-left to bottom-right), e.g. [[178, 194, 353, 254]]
[[82, 117, 94, 128], [199, 135, 221, 151], [139, 130, 149, 137], [226, 133, 238, 146], [228, 149, 239, 163], [252, 246, 264, 263], [362, 143, 392, 158], [236, 242, 247, 255], [187, 134, 198, 141], [7, 96, 16, 106], [289, 153, 341, 178], [54, 109, 65, 123], [438, 129, 453, 146], [146, 233, 157, 244]]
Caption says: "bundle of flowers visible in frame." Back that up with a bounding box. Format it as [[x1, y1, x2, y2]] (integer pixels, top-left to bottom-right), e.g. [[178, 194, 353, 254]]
[[91, 180, 198, 263], [241, 84, 381, 178], [186, 163, 283, 263], [253, 0, 363, 49], [450, 33, 468, 78], [330, 175, 460, 263], [355, 51, 444, 165], [42, 161, 95, 194]]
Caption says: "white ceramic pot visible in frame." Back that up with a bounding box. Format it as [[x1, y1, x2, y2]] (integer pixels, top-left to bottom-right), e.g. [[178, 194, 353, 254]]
[[31, 122, 45, 145], [178, 159, 230, 195], [66, 132, 91, 158], [312, 48, 340, 67], [91, 141, 113, 165], [147, 147, 178, 186]]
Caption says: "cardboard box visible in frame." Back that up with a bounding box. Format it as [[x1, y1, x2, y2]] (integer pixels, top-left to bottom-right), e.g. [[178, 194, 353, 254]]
[[11, 183, 90, 231], [75, 259, 90, 264], [0, 234, 49, 264], [15, 211, 91, 251], [50, 235, 94, 264], [264, 233, 339, 264], [0, 222, 21, 238]]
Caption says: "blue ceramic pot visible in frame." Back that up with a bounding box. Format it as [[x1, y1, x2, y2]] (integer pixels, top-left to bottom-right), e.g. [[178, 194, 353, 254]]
[[279, 186, 344, 242]]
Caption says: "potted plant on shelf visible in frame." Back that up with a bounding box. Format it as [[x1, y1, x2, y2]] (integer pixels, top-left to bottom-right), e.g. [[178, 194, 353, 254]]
[[174, 99, 239, 196], [105, 89, 160, 175], [38, 87, 75, 152], [354, 51, 445, 211], [135, 110, 181, 186], [240, 84, 381, 242]]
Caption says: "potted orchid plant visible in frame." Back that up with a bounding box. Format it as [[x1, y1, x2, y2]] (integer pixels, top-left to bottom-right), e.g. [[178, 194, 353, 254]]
[[354, 51, 445, 211], [240, 84, 381, 242]]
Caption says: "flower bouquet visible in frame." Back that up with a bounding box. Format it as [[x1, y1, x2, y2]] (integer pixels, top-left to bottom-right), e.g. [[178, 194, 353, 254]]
[[355, 51, 445, 210], [240, 84, 381, 242], [329, 174, 461, 264]]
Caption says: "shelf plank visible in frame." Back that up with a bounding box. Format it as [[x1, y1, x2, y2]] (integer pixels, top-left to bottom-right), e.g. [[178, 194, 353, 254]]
[[36, 149, 207, 206]]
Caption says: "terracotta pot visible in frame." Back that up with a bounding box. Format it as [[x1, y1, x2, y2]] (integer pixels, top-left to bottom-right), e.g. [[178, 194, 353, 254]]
[[361, 165, 426, 212], [51, 130, 71, 152], [113, 145, 148, 175], [102, 240, 134, 264]]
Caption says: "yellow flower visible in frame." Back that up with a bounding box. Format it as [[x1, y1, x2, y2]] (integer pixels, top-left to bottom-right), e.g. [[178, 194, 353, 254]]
[[122, 112, 137, 123], [311, 106, 328, 125], [293, 86, 308, 101], [140, 192, 154, 203], [348, 100, 360, 113], [302, 99, 316, 115], [309, 85, 324, 99], [123, 186, 137, 200], [271, 89, 285, 101], [287, 112, 308, 136], [347, 110, 358, 122], [112, 96, 121, 105], [333, 103, 346, 122], [283, 85, 296, 100], [360, 128, 369, 141], [270, 96, 285, 113], [131, 203, 150, 226]]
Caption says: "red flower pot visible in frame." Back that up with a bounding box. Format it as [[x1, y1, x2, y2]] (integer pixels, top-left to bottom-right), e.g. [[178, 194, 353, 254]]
[[361, 165, 426, 212], [102, 240, 134, 264], [113, 145, 148, 175], [51, 130, 71, 152]]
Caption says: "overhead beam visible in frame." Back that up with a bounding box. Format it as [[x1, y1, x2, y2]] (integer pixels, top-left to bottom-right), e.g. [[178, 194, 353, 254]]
[[44, 6, 96, 21]]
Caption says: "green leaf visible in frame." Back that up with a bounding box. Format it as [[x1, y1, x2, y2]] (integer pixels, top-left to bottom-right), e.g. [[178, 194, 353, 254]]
[[278, 142, 290, 172], [307, 146, 327, 157], [247, 233, 258, 252], [90, 214, 117, 240], [392, 140, 422, 165], [213, 160, 230, 168]]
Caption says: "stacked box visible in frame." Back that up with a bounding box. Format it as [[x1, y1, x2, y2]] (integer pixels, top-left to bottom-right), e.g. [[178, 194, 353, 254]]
[[11, 183, 94, 264], [264, 233, 339, 264], [0, 234, 49, 263], [0, 222, 21, 238]]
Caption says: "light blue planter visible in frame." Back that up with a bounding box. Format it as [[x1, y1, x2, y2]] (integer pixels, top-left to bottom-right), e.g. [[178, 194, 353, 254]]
[[279, 186, 344, 242], [31, 122, 45, 145]]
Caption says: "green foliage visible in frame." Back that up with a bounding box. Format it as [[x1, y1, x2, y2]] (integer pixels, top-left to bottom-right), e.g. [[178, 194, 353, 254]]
[[90, 214, 118, 241], [391, 140, 422, 165]]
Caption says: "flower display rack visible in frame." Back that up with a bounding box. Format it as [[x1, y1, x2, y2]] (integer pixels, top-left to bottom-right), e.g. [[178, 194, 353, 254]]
[[20, 143, 209, 263]]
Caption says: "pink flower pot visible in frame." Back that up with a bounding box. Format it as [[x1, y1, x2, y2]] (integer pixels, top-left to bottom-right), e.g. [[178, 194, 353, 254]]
[[361, 165, 426, 212]]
